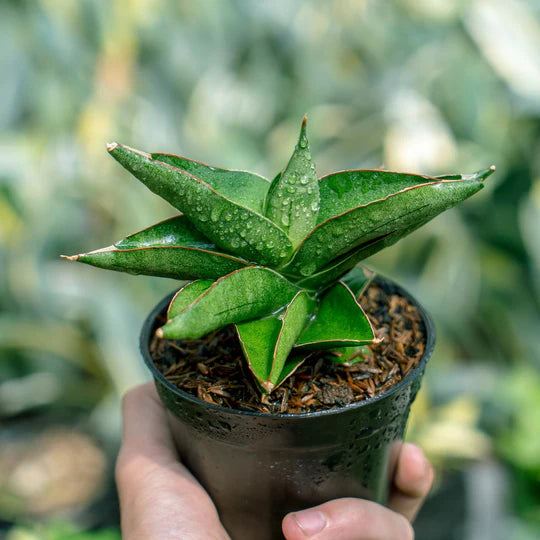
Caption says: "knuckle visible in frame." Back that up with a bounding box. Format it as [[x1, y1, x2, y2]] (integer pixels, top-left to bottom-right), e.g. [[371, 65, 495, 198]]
[[115, 447, 141, 482], [121, 385, 141, 410], [121, 383, 153, 418], [114, 447, 131, 483]]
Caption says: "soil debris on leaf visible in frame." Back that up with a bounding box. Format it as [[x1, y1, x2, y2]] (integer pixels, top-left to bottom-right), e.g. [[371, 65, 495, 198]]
[[150, 283, 426, 414]]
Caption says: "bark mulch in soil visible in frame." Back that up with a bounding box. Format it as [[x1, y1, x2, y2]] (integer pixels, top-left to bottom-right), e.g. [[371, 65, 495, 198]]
[[150, 284, 426, 414]]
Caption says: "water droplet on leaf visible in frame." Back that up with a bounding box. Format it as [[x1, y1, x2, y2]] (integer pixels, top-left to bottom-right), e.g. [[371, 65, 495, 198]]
[[300, 263, 316, 276], [210, 208, 221, 222]]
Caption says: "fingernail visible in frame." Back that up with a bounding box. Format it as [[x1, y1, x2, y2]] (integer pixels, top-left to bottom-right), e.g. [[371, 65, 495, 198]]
[[293, 509, 327, 536]]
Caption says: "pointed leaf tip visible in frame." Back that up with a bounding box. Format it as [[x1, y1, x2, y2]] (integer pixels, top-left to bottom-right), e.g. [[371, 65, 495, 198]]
[[60, 254, 79, 261], [264, 116, 318, 246], [478, 165, 496, 181], [108, 143, 290, 266], [106, 142, 118, 152], [298, 116, 308, 148]]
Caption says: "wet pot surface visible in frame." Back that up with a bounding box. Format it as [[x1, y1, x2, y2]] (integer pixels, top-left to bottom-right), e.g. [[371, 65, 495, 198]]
[[141, 277, 435, 540]]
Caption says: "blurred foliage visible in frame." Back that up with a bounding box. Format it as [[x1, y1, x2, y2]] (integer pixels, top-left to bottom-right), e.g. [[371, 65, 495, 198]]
[[1, 0, 539, 537], [6, 522, 121, 540]]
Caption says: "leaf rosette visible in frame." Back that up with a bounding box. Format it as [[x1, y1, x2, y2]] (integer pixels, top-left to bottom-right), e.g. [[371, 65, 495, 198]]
[[63, 117, 494, 393]]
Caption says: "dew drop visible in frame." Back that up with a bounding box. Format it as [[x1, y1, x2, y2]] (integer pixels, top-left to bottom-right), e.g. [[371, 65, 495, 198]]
[[255, 242, 264, 251], [281, 215, 290, 226], [299, 136, 308, 149], [300, 176, 309, 185], [224, 213, 233, 221], [300, 263, 316, 276], [230, 238, 240, 248], [210, 208, 221, 222], [286, 186, 295, 194], [311, 201, 320, 212], [267, 240, 275, 248]]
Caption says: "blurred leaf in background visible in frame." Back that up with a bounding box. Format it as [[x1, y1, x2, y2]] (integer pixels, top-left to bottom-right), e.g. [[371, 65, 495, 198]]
[[1, 0, 539, 537]]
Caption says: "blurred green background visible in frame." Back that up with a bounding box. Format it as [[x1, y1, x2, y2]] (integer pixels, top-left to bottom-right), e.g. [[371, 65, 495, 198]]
[[1, 0, 539, 538]]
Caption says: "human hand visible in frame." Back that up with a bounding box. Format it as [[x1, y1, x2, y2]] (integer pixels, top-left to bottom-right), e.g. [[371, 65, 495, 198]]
[[281, 442, 434, 539], [116, 382, 229, 539], [116, 383, 433, 540]]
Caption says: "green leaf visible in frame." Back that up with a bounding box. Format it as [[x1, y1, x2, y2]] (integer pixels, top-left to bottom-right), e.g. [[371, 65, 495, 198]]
[[327, 345, 369, 364], [152, 153, 270, 214], [295, 234, 389, 290], [284, 169, 493, 277], [62, 216, 250, 280], [274, 352, 313, 388], [236, 290, 315, 393], [317, 166, 495, 222], [107, 143, 293, 267], [341, 265, 376, 298], [167, 280, 214, 320], [295, 282, 375, 349], [158, 267, 301, 339], [264, 117, 319, 247], [116, 215, 214, 249]]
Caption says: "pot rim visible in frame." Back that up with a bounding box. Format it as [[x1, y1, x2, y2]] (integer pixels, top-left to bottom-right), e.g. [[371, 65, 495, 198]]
[[140, 274, 435, 420]]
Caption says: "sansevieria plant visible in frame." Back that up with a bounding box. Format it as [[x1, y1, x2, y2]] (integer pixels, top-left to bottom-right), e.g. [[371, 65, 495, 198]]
[[63, 117, 494, 394]]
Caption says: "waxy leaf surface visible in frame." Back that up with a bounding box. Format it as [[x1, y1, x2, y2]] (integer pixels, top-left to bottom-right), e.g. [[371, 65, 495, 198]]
[[296, 239, 386, 290], [159, 267, 301, 339], [66, 216, 249, 280], [264, 118, 319, 247], [108, 144, 293, 267], [295, 282, 374, 349], [341, 265, 376, 298], [317, 167, 494, 222], [167, 280, 214, 320], [116, 215, 214, 249], [236, 290, 315, 392], [152, 153, 270, 214], [284, 173, 490, 277]]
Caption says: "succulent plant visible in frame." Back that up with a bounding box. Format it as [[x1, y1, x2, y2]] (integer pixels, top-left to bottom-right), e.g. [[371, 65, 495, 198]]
[[63, 117, 494, 393]]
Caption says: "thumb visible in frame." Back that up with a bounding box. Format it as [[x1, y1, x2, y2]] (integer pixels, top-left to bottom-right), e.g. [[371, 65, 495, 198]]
[[282, 497, 414, 540]]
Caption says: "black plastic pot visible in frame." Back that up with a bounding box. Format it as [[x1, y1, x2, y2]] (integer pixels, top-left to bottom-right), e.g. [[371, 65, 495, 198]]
[[140, 277, 435, 540]]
